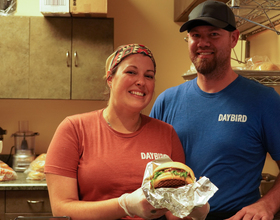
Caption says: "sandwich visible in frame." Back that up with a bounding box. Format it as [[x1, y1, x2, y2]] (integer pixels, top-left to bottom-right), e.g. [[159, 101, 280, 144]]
[[151, 161, 195, 189]]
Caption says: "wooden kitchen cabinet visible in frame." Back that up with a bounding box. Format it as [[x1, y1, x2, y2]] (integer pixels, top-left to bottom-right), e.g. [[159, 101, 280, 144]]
[[0, 16, 113, 100], [29, 17, 72, 100], [0, 191, 4, 220], [71, 18, 113, 100], [29, 17, 113, 100], [0, 17, 30, 99], [0, 190, 52, 220]]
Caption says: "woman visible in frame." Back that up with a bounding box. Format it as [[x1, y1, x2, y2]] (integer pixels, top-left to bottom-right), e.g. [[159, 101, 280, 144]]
[[45, 44, 209, 220]]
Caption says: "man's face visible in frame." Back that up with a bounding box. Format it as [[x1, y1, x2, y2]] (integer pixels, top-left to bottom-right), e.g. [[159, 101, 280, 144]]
[[187, 25, 238, 76]]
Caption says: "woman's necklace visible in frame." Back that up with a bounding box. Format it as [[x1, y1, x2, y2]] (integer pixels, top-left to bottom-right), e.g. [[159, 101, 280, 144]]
[[106, 119, 112, 128], [104, 109, 142, 133]]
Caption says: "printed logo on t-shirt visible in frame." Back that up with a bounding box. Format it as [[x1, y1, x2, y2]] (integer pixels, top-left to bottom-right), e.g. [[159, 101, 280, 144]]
[[218, 114, 247, 122], [141, 152, 168, 160]]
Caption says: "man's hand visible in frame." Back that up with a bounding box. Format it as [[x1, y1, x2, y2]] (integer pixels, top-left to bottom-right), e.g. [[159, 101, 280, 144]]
[[226, 201, 275, 220], [228, 162, 280, 220]]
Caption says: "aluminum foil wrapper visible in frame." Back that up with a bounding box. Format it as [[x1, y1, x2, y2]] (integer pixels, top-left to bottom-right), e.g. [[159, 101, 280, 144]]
[[141, 156, 218, 218]]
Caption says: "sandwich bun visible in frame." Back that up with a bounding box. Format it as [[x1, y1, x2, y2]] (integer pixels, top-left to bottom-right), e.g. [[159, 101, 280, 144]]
[[254, 62, 280, 71], [29, 160, 45, 172], [29, 153, 46, 172], [152, 162, 195, 189], [28, 171, 45, 180], [35, 153, 46, 161]]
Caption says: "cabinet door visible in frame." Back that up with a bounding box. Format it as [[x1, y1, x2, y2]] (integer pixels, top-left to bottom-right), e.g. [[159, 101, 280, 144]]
[[0, 191, 4, 220], [5, 190, 51, 213], [29, 17, 72, 99], [0, 17, 29, 98], [71, 18, 114, 100]]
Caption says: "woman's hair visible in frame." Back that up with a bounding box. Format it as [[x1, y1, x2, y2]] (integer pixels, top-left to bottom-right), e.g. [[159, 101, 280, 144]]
[[105, 44, 156, 79]]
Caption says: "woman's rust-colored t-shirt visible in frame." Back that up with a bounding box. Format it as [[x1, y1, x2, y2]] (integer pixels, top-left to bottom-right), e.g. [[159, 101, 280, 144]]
[[45, 109, 185, 202]]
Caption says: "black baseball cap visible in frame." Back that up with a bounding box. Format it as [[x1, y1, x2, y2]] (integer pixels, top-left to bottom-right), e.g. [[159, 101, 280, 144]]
[[180, 0, 236, 32]]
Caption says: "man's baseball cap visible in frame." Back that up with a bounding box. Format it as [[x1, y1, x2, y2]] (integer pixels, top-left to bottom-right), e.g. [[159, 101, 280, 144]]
[[180, 0, 236, 32]]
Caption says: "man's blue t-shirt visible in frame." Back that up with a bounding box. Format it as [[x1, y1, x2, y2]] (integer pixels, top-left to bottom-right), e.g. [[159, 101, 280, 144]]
[[150, 75, 280, 212]]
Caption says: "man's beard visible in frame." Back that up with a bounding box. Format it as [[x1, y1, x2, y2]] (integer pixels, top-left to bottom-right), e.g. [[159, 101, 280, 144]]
[[192, 52, 230, 79], [193, 57, 217, 75]]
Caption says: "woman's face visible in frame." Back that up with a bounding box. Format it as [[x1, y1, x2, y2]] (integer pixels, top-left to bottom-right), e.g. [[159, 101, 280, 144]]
[[108, 54, 155, 113]]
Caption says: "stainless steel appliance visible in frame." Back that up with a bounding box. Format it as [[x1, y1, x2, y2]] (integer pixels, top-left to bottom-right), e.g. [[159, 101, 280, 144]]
[[12, 121, 39, 172], [0, 127, 7, 153]]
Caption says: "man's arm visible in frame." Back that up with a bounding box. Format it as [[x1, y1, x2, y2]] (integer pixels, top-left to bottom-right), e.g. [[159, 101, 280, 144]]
[[227, 160, 280, 220]]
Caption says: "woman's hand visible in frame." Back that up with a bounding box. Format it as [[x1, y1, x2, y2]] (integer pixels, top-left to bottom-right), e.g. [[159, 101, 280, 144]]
[[118, 188, 168, 219], [165, 203, 209, 220]]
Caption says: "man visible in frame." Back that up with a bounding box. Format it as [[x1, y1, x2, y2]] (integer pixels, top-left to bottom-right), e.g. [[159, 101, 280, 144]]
[[150, 1, 280, 220]]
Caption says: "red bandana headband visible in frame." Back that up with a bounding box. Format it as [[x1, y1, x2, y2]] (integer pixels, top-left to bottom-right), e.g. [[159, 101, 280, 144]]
[[106, 44, 156, 79]]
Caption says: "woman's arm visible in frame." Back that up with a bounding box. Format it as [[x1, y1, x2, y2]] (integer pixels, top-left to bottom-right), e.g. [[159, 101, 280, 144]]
[[46, 173, 168, 220], [46, 174, 127, 220]]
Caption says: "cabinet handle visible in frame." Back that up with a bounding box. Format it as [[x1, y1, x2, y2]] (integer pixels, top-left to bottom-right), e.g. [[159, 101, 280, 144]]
[[74, 51, 78, 67], [66, 51, 71, 67], [27, 200, 44, 204]]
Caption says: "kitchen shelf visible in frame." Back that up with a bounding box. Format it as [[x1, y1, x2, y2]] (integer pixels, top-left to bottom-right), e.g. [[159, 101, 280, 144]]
[[182, 70, 280, 86], [174, 0, 280, 38], [235, 70, 280, 85], [227, 0, 280, 39]]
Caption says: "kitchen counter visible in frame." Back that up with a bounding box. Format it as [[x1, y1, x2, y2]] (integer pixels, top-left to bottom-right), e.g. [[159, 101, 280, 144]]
[[0, 172, 51, 219], [0, 172, 279, 219], [0, 172, 47, 190]]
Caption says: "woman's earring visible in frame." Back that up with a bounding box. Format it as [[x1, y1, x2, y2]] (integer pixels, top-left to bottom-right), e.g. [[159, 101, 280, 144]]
[[107, 75, 112, 88]]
